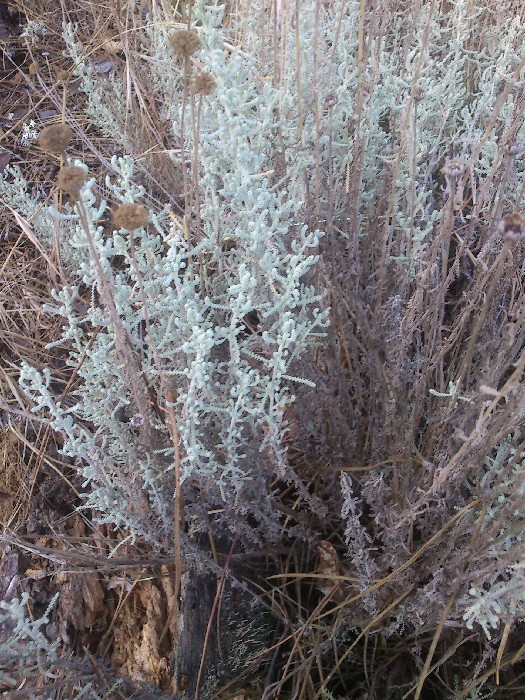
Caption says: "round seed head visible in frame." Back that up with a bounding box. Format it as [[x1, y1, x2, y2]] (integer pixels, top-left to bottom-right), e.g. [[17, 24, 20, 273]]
[[441, 159, 464, 179], [57, 165, 88, 197], [221, 237, 237, 252], [498, 213, 525, 242], [324, 93, 338, 108], [130, 413, 145, 428], [38, 124, 75, 153], [169, 29, 201, 57], [505, 143, 525, 157], [192, 70, 216, 96], [112, 203, 149, 231]]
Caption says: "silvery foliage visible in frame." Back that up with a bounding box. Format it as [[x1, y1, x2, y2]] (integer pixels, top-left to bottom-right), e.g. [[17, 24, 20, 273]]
[[15, 2, 329, 549], [0, 593, 59, 691], [277, 0, 525, 275], [0, 593, 131, 698], [450, 677, 496, 700], [340, 474, 379, 617], [62, 23, 138, 141], [0, 164, 57, 243], [2, 0, 524, 634], [461, 437, 525, 639]]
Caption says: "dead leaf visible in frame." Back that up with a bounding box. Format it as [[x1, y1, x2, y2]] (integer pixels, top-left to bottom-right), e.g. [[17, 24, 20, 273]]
[[314, 540, 343, 601], [37, 108, 59, 121], [103, 40, 123, 54], [93, 59, 113, 75], [66, 513, 86, 538], [0, 150, 11, 172], [24, 568, 48, 580], [107, 575, 134, 592], [82, 573, 105, 627]]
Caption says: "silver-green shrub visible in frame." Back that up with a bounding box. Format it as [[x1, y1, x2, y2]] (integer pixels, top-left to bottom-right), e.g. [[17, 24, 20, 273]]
[[13, 2, 329, 549], [0, 593, 59, 693]]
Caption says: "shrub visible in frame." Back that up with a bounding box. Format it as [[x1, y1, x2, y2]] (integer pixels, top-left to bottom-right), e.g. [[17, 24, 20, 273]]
[[3, 0, 525, 696]]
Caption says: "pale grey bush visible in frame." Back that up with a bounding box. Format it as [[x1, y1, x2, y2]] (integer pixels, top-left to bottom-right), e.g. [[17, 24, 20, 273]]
[[15, 1, 329, 549]]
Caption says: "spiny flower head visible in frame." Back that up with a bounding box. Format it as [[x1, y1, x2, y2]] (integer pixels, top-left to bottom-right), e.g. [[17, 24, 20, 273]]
[[112, 202, 149, 231], [56, 165, 88, 197], [38, 124, 74, 154], [498, 213, 525, 242], [441, 159, 464, 179], [169, 29, 200, 57], [192, 70, 216, 96]]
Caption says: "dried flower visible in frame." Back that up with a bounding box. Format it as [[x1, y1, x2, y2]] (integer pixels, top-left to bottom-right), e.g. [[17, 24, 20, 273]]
[[112, 203, 149, 231], [324, 93, 338, 108], [192, 70, 216, 96], [28, 62, 39, 76], [441, 159, 465, 178], [56, 165, 88, 197], [169, 29, 201, 57], [498, 213, 525, 242], [38, 124, 74, 153], [504, 143, 525, 157], [221, 237, 237, 252], [130, 413, 145, 428]]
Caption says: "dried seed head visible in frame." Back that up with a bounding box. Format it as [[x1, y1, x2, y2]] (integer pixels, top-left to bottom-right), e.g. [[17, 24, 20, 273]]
[[169, 29, 201, 57], [505, 143, 525, 157], [57, 165, 88, 197], [324, 93, 338, 108], [38, 124, 75, 153], [441, 159, 465, 178], [192, 70, 216, 96], [498, 213, 525, 242], [221, 237, 237, 252], [130, 413, 145, 428], [28, 62, 39, 76], [112, 203, 149, 231]]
